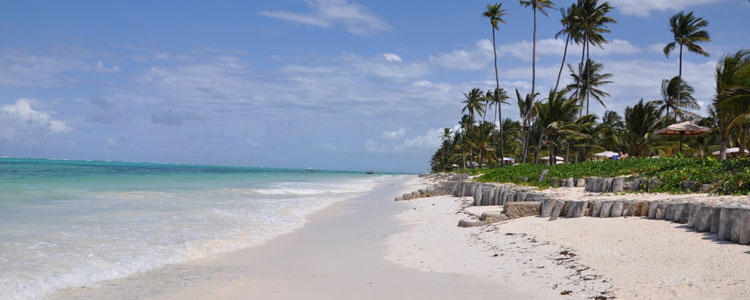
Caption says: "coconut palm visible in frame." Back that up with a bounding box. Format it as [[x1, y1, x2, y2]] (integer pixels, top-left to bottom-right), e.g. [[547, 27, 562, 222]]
[[441, 127, 453, 143], [654, 76, 699, 119], [593, 110, 624, 152], [664, 11, 710, 118], [713, 50, 750, 160], [535, 90, 584, 165], [485, 88, 510, 126], [516, 89, 538, 163], [461, 88, 486, 121], [483, 3, 509, 166], [570, 0, 616, 114], [624, 99, 664, 157], [554, 3, 582, 92], [519, 0, 555, 101], [565, 59, 612, 111]]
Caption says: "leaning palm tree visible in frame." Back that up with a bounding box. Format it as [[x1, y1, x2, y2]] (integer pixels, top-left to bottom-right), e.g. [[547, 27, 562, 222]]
[[663, 11, 710, 118], [519, 0, 555, 101], [565, 59, 612, 112], [570, 0, 616, 114], [554, 3, 582, 92], [461, 88, 486, 121], [483, 3, 509, 166], [654, 76, 699, 119]]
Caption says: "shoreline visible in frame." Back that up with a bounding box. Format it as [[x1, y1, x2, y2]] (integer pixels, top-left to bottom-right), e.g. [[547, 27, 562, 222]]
[[50, 174, 750, 300], [50, 175, 542, 299]]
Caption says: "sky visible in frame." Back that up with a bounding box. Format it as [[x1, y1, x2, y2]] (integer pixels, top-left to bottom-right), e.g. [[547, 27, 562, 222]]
[[0, 0, 748, 173]]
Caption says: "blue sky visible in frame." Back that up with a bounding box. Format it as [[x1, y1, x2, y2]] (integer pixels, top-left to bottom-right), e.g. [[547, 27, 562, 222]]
[[0, 0, 748, 172]]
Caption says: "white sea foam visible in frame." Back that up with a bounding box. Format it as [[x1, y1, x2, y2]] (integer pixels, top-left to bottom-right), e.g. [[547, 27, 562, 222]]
[[0, 175, 389, 300]]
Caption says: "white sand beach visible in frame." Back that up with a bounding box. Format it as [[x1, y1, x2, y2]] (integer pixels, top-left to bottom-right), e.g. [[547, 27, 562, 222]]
[[50, 175, 750, 300]]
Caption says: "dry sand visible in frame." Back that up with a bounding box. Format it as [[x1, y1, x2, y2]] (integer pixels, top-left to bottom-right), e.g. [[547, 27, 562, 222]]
[[391, 180, 750, 299]]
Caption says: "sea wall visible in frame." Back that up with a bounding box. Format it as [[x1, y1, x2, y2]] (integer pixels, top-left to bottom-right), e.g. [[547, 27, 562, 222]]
[[540, 199, 750, 245]]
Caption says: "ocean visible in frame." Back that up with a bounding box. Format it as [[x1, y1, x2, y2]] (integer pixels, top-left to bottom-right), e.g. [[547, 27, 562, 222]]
[[0, 158, 392, 300]]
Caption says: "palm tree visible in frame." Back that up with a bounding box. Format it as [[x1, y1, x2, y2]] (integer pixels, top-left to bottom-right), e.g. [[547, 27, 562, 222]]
[[664, 11, 710, 118], [713, 50, 750, 160], [624, 99, 663, 157], [570, 0, 616, 114], [565, 59, 612, 111], [654, 76, 699, 119], [461, 88, 486, 121], [485, 88, 509, 126], [441, 127, 453, 143], [554, 3, 582, 92], [535, 90, 584, 165], [483, 3, 509, 166], [593, 110, 624, 152], [516, 89, 538, 163], [519, 0, 555, 101]]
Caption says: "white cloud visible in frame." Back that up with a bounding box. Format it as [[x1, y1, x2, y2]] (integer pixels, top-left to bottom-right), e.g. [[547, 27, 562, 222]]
[[365, 128, 442, 153], [500, 38, 641, 61], [430, 39, 494, 71], [95, 61, 120, 73], [609, 0, 721, 17], [0, 99, 71, 145], [382, 53, 402, 62], [381, 128, 405, 140], [259, 0, 391, 35], [648, 43, 666, 53]]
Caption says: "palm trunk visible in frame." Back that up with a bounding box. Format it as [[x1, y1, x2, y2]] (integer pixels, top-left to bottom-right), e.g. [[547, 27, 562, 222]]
[[578, 36, 586, 117], [534, 129, 544, 164], [491, 26, 505, 167], [678, 44, 683, 121], [531, 7, 537, 101], [554, 35, 570, 92], [522, 123, 531, 163], [720, 117, 728, 160], [586, 41, 591, 115], [565, 142, 570, 163]]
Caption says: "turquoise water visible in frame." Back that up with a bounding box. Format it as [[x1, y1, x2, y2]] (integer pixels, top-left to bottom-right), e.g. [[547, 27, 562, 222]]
[[0, 158, 392, 300]]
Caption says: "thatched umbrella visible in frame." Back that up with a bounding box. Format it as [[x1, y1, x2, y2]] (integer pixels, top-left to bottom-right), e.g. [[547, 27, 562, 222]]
[[655, 121, 711, 154]]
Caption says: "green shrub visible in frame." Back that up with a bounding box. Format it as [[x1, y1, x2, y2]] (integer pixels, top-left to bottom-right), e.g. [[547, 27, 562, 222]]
[[473, 157, 750, 195]]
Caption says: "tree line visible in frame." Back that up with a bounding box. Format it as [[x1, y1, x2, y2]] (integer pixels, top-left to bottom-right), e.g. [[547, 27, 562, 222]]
[[431, 0, 750, 172]]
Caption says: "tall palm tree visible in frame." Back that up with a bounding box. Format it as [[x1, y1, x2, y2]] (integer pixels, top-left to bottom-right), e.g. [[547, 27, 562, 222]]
[[461, 88, 486, 121], [519, 0, 555, 101], [483, 3, 509, 166], [624, 99, 663, 157], [516, 89, 538, 163], [554, 3, 582, 92], [571, 0, 616, 114], [565, 59, 612, 111], [664, 11, 710, 118], [654, 76, 699, 119], [713, 49, 750, 160]]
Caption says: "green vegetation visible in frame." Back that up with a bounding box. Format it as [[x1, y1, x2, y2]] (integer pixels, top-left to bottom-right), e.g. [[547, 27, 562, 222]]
[[431, 1, 750, 180], [473, 158, 750, 195]]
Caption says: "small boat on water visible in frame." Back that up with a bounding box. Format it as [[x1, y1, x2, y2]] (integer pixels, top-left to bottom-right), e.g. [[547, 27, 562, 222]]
[[306, 167, 313, 172], [365, 170, 373, 174]]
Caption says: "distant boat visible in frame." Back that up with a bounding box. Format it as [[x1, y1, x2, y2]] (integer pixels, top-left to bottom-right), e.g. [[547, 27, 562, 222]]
[[365, 170, 374, 174], [306, 167, 313, 172]]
